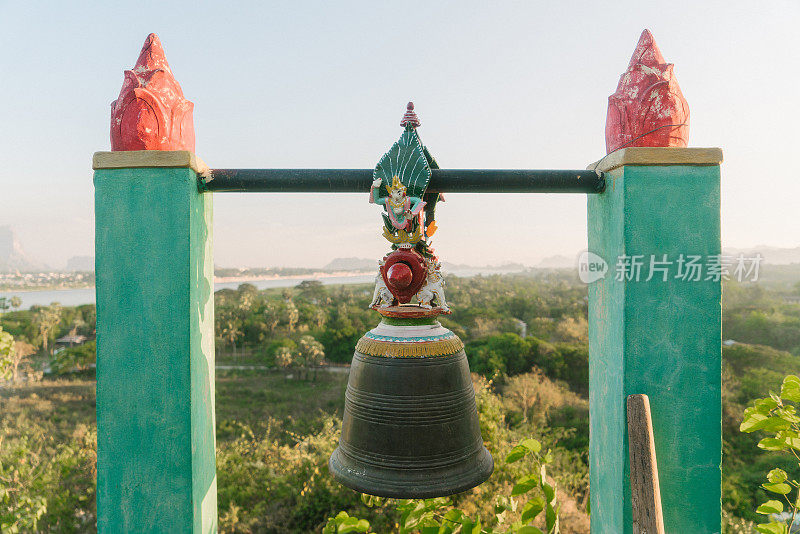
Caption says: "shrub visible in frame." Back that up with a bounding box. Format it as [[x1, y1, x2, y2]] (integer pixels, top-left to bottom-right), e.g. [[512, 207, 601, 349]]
[[739, 375, 800, 533]]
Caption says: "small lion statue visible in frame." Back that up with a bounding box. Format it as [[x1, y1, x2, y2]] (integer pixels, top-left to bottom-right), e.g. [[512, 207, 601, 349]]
[[370, 268, 394, 309], [416, 261, 449, 311]]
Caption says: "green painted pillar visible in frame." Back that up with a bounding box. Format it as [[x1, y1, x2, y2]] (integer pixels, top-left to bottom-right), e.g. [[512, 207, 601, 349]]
[[93, 151, 217, 533], [587, 148, 723, 533]]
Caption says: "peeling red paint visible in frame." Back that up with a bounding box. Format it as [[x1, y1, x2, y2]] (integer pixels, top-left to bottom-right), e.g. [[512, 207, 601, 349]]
[[110, 33, 195, 151], [605, 29, 689, 154]]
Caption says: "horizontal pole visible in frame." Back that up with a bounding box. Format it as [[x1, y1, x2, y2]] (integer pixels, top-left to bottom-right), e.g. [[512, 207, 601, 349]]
[[199, 169, 605, 194]]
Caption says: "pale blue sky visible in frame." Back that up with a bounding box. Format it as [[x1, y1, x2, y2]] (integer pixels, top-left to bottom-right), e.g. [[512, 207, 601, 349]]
[[1, 1, 797, 268]]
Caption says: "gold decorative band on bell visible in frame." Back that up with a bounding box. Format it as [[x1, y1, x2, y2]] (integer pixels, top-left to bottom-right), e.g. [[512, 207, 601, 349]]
[[355, 336, 464, 358]]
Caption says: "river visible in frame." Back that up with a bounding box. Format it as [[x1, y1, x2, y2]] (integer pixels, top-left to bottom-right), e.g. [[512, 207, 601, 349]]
[[0, 269, 522, 310], [0, 274, 374, 310]]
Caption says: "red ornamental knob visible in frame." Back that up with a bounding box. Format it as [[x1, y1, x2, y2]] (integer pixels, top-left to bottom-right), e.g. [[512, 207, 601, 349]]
[[386, 263, 413, 290], [400, 101, 421, 128]]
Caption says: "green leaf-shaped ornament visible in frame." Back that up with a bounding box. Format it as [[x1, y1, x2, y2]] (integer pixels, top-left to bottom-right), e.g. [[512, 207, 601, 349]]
[[373, 128, 432, 199]]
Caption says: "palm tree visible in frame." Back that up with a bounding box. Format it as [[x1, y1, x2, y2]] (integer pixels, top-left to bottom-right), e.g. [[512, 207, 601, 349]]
[[263, 302, 280, 333], [9, 341, 36, 383], [298, 335, 325, 381], [505, 371, 542, 424], [33, 302, 62, 355], [313, 307, 326, 329], [217, 308, 243, 356], [285, 300, 299, 333]]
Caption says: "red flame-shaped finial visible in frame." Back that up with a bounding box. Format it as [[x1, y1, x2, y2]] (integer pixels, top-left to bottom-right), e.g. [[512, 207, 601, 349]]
[[110, 33, 195, 151], [400, 102, 421, 129], [605, 29, 689, 154]]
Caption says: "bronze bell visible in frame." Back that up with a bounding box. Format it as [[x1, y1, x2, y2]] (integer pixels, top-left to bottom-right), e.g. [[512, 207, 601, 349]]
[[328, 102, 493, 498]]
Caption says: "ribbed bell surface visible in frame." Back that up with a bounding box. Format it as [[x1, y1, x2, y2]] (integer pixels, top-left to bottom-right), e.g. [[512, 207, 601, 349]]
[[329, 317, 493, 498]]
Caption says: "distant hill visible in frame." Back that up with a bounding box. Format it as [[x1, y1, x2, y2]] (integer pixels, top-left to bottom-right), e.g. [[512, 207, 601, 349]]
[[65, 256, 94, 272], [723, 246, 800, 265], [443, 262, 526, 273], [536, 255, 575, 269], [322, 257, 376, 272], [0, 226, 44, 272]]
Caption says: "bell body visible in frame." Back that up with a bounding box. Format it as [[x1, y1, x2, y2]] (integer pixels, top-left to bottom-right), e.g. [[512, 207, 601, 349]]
[[329, 317, 493, 498]]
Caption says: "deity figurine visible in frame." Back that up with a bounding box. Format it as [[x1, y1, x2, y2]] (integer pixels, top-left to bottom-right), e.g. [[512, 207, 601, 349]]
[[366, 102, 449, 314], [370, 175, 425, 231]]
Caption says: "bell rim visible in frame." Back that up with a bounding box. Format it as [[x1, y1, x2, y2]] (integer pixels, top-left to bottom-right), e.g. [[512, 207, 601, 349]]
[[328, 445, 494, 499]]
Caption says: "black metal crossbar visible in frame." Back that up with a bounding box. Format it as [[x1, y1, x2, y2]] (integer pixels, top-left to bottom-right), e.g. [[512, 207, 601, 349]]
[[199, 169, 605, 194]]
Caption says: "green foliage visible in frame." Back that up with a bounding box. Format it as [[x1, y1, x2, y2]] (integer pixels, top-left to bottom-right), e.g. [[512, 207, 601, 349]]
[[0, 309, 39, 345], [216, 416, 375, 533], [274, 335, 325, 380], [324, 437, 562, 534], [221, 371, 589, 532], [0, 326, 15, 381], [51, 340, 96, 375], [211, 275, 595, 383], [724, 309, 800, 356], [723, 340, 800, 521], [0, 381, 96, 532], [323, 511, 370, 533], [2, 271, 799, 530], [740, 375, 800, 533], [466, 334, 588, 396], [0, 371, 586, 534]]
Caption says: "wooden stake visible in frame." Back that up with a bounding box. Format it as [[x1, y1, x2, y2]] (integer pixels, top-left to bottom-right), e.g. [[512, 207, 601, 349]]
[[627, 394, 665, 534]]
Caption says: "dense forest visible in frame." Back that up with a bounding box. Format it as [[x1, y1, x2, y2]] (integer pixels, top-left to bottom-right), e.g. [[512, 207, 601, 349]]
[[1, 269, 799, 532]]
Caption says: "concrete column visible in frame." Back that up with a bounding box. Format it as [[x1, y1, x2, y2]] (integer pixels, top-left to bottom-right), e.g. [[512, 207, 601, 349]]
[[94, 150, 216, 533], [587, 147, 723, 533]]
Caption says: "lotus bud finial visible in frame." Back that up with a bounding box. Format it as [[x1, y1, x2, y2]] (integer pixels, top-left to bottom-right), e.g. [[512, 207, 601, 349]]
[[605, 29, 689, 154], [110, 33, 195, 151]]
